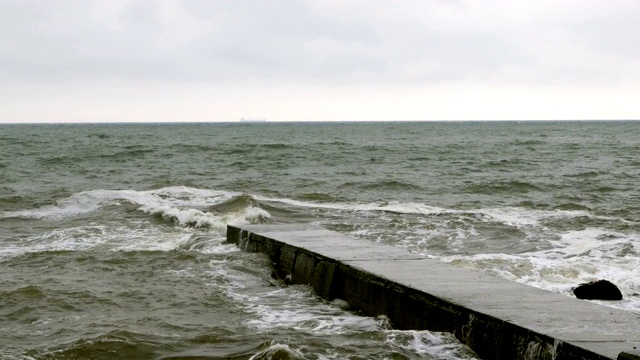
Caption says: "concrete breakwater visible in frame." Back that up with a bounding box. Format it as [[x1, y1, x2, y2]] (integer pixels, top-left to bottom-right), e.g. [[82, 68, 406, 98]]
[[226, 224, 640, 360]]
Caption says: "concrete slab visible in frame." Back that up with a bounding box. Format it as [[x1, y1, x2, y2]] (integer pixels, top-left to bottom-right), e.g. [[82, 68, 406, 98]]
[[227, 224, 640, 360], [234, 224, 424, 261]]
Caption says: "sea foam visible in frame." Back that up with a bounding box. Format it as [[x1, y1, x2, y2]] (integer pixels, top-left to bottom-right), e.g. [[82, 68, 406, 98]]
[[2, 186, 270, 231]]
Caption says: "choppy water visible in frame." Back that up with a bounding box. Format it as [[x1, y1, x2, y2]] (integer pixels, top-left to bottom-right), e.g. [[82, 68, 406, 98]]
[[1, 121, 639, 359]]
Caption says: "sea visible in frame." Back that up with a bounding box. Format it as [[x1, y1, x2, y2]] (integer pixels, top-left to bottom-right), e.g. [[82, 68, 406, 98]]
[[1, 121, 639, 359]]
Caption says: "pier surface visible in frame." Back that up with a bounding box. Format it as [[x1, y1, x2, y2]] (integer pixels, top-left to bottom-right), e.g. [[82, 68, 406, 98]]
[[227, 224, 640, 360]]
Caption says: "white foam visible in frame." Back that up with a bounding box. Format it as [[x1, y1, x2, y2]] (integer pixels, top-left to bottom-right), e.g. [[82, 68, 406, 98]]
[[18, 225, 111, 254], [1, 187, 236, 220], [476, 207, 591, 228], [0, 222, 242, 261], [218, 269, 386, 337], [254, 195, 448, 215], [242, 286, 385, 335], [385, 330, 478, 359], [254, 195, 612, 228], [437, 229, 640, 312], [249, 342, 303, 360], [1, 187, 270, 232], [1, 190, 132, 220], [106, 227, 238, 253], [543, 228, 630, 257]]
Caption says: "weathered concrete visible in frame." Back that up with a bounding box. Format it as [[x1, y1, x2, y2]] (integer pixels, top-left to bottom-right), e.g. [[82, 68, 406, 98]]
[[227, 224, 640, 360]]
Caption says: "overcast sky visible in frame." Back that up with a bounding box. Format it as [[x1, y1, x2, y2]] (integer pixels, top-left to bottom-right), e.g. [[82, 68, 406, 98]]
[[1, 0, 639, 122]]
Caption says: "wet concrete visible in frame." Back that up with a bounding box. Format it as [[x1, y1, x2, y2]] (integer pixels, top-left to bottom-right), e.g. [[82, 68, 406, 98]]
[[227, 224, 640, 360]]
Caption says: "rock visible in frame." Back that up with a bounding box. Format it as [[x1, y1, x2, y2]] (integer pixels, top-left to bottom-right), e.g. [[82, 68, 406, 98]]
[[618, 350, 640, 360], [573, 279, 623, 300]]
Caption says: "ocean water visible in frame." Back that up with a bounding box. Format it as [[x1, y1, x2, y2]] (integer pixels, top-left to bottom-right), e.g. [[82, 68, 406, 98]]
[[1, 121, 639, 359]]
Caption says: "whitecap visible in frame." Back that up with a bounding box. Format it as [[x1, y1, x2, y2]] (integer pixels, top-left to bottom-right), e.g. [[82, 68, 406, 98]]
[[1, 186, 270, 232], [249, 342, 303, 360]]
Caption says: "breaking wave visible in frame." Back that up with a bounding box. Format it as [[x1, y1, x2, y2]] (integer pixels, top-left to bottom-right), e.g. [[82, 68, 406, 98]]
[[2, 186, 271, 231]]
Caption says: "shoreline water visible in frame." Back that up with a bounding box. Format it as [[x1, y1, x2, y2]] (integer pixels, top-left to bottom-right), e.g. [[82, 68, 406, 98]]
[[1, 121, 638, 358]]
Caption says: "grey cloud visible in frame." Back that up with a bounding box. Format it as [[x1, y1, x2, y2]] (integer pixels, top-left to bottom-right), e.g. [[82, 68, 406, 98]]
[[1, 0, 639, 87], [580, 10, 640, 59], [0, 0, 384, 83], [0, 2, 168, 81]]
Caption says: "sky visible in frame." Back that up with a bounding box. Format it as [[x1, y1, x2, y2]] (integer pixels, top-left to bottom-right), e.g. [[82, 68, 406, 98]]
[[1, 0, 639, 123]]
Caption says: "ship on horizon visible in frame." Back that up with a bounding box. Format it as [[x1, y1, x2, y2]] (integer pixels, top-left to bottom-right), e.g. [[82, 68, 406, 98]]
[[239, 118, 267, 122]]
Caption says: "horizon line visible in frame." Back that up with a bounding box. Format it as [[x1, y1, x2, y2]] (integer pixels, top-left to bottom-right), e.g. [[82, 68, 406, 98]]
[[1, 119, 639, 125]]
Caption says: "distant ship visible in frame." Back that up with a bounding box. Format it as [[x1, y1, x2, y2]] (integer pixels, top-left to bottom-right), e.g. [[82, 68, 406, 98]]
[[239, 118, 267, 122]]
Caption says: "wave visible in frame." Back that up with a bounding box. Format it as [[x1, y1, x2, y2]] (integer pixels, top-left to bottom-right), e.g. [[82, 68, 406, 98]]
[[338, 180, 423, 191], [254, 195, 447, 216], [254, 194, 604, 227], [88, 133, 110, 139], [257, 143, 295, 150], [0, 223, 244, 258], [227, 271, 480, 359], [37, 149, 155, 167], [484, 159, 535, 168], [6, 186, 629, 233], [510, 139, 547, 146], [408, 156, 431, 161], [563, 170, 604, 178], [1, 285, 47, 301], [223, 147, 254, 155], [103, 148, 155, 159], [249, 341, 304, 360], [38, 156, 71, 165], [0, 195, 25, 206], [294, 192, 337, 202], [5, 186, 636, 278], [384, 330, 478, 359], [36, 330, 161, 359], [554, 202, 592, 211], [1, 186, 271, 231], [463, 181, 543, 194], [207, 193, 256, 214], [168, 143, 216, 152]]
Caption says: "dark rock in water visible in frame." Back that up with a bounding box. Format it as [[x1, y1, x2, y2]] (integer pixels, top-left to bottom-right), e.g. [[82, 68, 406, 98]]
[[618, 350, 640, 360], [573, 279, 623, 300]]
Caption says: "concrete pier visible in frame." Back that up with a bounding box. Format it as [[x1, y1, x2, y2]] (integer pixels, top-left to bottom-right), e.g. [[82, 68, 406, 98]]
[[227, 224, 640, 360]]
